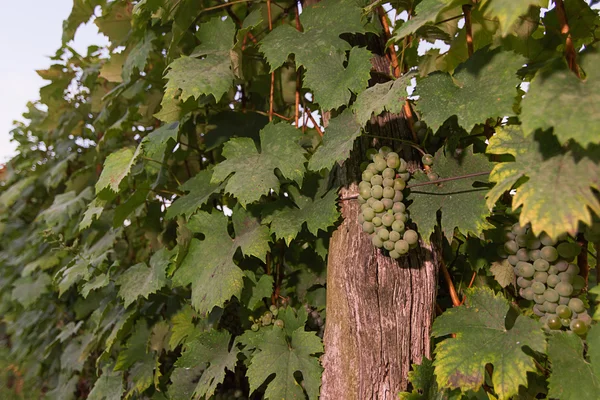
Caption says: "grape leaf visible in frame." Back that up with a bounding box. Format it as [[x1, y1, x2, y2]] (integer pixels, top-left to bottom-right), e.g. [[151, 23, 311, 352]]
[[398, 358, 446, 400], [391, 0, 468, 41], [415, 48, 525, 132], [125, 355, 156, 397], [169, 305, 199, 350], [480, 0, 545, 36], [81, 273, 109, 298], [307, 109, 362, 172], [96, 147, 141, 193], [212, 123, 306, 207], [122, 31, 156, 81], [486, 126, 600, 239], [141, 121, 179, 163], [520, 51, 600, 147], [547, 328, 600, 399], [62, 0, 105, 44], [490, 259, 515, 288], [164, 17, 235, 104], [174, 330, 238, 399], [406, 146, 493, 241], [12, 274, 52, 307], [95, 2, 131, 45], [432, 287, 546, 399], [115, 321, 151, 371], [172, 208, 270, 315], [169, 365, 204, 400], [262, 175, 339, 245], [240, 326, 323, 399], [352, 74, 412, 124], [88, 367, 124, 400], [39, 187, 94, 228], [259, 0, 369, 110], [243, 271, 275, 311], [79, 197, 106, 230], [116, 248, 174, 307], [165, 169, 224, 220]]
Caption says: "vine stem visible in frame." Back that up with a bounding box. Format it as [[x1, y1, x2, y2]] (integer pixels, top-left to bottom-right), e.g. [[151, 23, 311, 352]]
[[294, 0, 302, 128], [267, 0, 274, 121], [362, 134, 426, 155], [577, 233, 589, 286], [555, 0, 581, 77], [440, 256, 462, 307], [463, 4, 474, 56], [304, 107, 323, 137]]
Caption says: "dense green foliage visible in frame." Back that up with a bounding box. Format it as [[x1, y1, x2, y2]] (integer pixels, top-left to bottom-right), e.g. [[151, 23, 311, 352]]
[[0, 0, 599, 399]]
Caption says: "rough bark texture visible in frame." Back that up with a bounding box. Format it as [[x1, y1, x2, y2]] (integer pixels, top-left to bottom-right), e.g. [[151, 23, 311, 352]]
[[320, 42, 440, 398]]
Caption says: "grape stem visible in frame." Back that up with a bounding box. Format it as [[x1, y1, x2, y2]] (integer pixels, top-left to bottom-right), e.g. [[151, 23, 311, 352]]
[[362, 134, 426, 155]]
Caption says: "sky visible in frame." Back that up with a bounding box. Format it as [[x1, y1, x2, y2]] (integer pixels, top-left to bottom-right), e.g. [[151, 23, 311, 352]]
[[0, 1, 108, 163]]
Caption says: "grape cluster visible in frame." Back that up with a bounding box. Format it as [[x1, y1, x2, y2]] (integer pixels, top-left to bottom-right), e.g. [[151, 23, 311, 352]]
[[306, 306, 325, 338], [249, 305, 284, 331], [358, 147, 419, 259], [503, 223, 590, 335]]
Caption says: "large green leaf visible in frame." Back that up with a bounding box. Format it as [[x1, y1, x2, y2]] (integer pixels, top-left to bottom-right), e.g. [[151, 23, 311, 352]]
[[521, 51, 600, 147], [486, 126, 600, 239], [398, 358, 446, 400], [415, 48, 525, 132], [212, 123, 306, 207], [352, 74, 412, 125], [96, 147, 141, 193], [407, 146, 493, 241], [12, 274, 52, 307], [480, 0, 545, 36], [174, 330, 238, 399], [432, 288, 546, 399], [87, 367, 124, 400], [259, 0, 369, 110], [240, 326, 323, 399], [391, 0, 468, 41], [172, 208, 270, 315], [165, 169, 224, 220], [122, 31, 156, 81], [62, 0, 105, 44]]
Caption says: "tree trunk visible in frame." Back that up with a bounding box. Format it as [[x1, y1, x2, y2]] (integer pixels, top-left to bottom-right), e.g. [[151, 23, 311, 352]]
[[320, 59, 440, 399]]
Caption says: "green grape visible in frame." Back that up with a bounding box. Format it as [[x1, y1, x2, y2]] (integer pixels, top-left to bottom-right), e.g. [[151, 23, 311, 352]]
[[559, 296, 570, 305], [508, 255, 519, 266], [363, 208, 375, 221], [526, 239, 541, 250], [383, 187, 395, 199], [512, 223, 528, 235], [393, 178, 406, 191], [362, 170, 374, 182], [363, 222, 375, 234], [365, 148, 378, 160], [383, 240, 395, 251], [379, 146, 392, 156], [262, 312, 273, 326], [561, 318, 571, 327], [516, 248, 530, 261], [547, 274, 560, 288], [383, 177, 395, 188], [555, 282, 573, 297], [543, 288, 559, 303], [566, 263, 579, 275], [359, 180, 371, 190], [382, 213, 394, 227], [548, 265, 559, 275], [360, 161, 369, 171], [251, 323, 259, 332], [389, 250, 401, 259], [578, 312, 592, 326], [515, 234, 529, 247], [392, 202, 405, 214], [392, 190, 402, 203], [516, 262, 535, 278], [533, 259, 549, 272], [371, 174, 383, 186], [358, 196, 366, 204], [371, 185, 384, 199], [528, 249, 541, 261], [572, 275, 585, 292], [539, 232, 556, 246], [533, 305, 545, 316], [533, 294, 545, 304], [427, 172, 439, 181], [556, 305, 572, 319], [570, 319, 588, 335], [403, 230, 418, 245], [387, 151, 399, 159], [558, 272, 573, 283], [517, 277, 532, 288], [397, 158, 408, 173], [377, 229, 390, 241], [534, 271, 548, 284], [504, 240, 519, 255], [421, 154, 434, 166], [568, 298, 585, 313], [367, 163, 378, 173], [413, 121, 424, 131], [382, 198, 394, 210], [375, 158, 388, 172], [372, 217, 382, 227], [557, 242, 581, 259], [372, 235, 384, 248], [521, 287, 534, 300], [395, 239, 409, 255], [382, 168, 396, 179], [389, 231, 401, 242], [372, 200, 384, 213], [547, 315, 562, 330], [544, 301, 558, 313], [531, 281, 546, 295], [392, 220, 405, 233], [367, 197, 376, 206], [395, 213, 408, 223], [540, 246, 559, 262], [555, 260, 569, 272], [387, 155, 400, 169], [398, 172, 410, 181]]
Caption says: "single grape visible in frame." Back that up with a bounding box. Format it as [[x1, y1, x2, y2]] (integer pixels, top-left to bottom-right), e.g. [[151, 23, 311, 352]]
[[572, 275, 585, 292], [403, 230, 418, 245], [508, 255, 519, 266], [392, 220, 405, 233], [526, 238, 541, 250], [372, 217, 382, 227], [382, 198, 394, 210], [395, 213, 408, 223], [540, 246, 559, 262], [548, 265, 559, 275], [570, 319, 588, 335], [372, 201, 384, 213], [389, 231, 401, 242], [559, 296, 570, 305], [365, 148, 378, 160], [398, 172, 410, 181], [274, 319, 284, 329], [251, 323, 259, 332], [555, 260, 569, 272], [395, 239, 409, 255], [543, 288, 559, 303], [363, 208, 375, 221], [392, 202, 405, 214], [558, 272, 573, 283], [387, 151, 399, 159], [382, 213, 394, 227], [383, 240, 395, 251], [521, 287, 534, 300], [389, 250, 401, 259], [561, 318, 571, 327], [529, 249, 541, 261], [393, 190, 404, 203], [381, 167, 394, 179], [379, 146, 392, 156], [547, 315, 562, 330], [505, 230, 516, 241], [533, 294, 545, 304], [516, 262, 535, 278], [534, 271, 548, 284], [359, 180, 371, 190], [517, 277, 532, 288], [386, 155, 400, 169], [393, 178, 406, 191], [556, 304, 572, 319], [363, 221, 375, 234], [533, 259, 549, 272], [568, 298, 585, 313], [382, 177, 395, 188], [397, 158, 408, 173], [372, 235, 384, 248], [422, 154, 434, 166], [362, 170, 374, 182], [375, 158, 388, 172], [427, 172, 439, 181], [540, 232, 556, 246], [367, 197, 376, 206], [383, 187, 395, 199], [515, 234, 529, 247], [371, 174, 383, 186], [566, 263, 580, 276], [360, 161, 369, 171], [544, 301, 558, 313], [262, 312, 273, 326], [516, 248, 530, 261], [367, 163, 378, 173], [557, 242, 581, 259], [377, 229, 390, 241], [547, 274, 560, 288], [555, 282, 573, 297], [358, 196, 366, 204], [504, 240, 519, 255], [533, 305, 545, 316], [413, 121, 424, 131], [531, 281, 546, 295], [578, 312, 592, 326], [371, 185, 383, 199]]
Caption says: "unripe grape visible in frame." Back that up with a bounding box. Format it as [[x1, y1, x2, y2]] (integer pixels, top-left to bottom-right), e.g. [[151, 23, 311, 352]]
[[558, 272, 573, 283], [359, 180, 371, 190], [512, 223, 528, 235], [371, 185, 383, 199], [392, 220, 405, 233], [515, 234, 529, 247], [556, 304, 572, 319], [379, 146, 392, 156], [543, 288, 559, 303], [372, 217, 382, 227], [395, 240, 409, 255], [358, 196, 366, 204], [372, 201, 384, 213], [504, 240, 518, 255], [363, 208, 375, 221], [389, 231, 401, 242], [382, 213, 394, 227], [372, 235, 384, 248], [413, 121, 424, 131], [371, 174, 383, 186], [561, 318, 571, 327], [386, 155, 400, 169], [526, 238, 541, 250], [362, 171, 374, 182], [557, 242, 581, 259], [392, 202, 405, 214], [397, 158, 408, 173], [508, 255, 519, 266], [382, 168, 396, 179], [555, 260, 569, 272], [544, 301, 558, 313], [274, 319, 284, 329], [383, 240, 395, 251], [572, 275, 585, 292], [566, 263, 579, 276], [555, 282, 573, 297], [387, 151, 399, 159], [568, 298, 585, 313], [395, 212, 408, 222], [403, 230, 419, 245], [262, 312, 273, 326], [533, 259, 549, 272], [367, 163, 378, 173], [516, 262, 535, 278], [383, 187, 395, 199], [367, 197, 376, 206], [365, 148, 378, 160], [363, 221, 375, 234], [382, 177, 395, 188], [251, 323, 259, 332], [533, 305, 545, 316], [540, 232, 556, 246], [548, 265, 559, 275], [427, 172, 439, 181], [531, 281, 546, 295], [529, 249, 541, 260], [534, 271, 548, 284], [578, 312, 592, 326], [570, 319, 588, 335], [374, 158, 387, 172], [559, 296, 570, 305], [540, 246, 558, 262], [360, 161, 369, 171], [377, 229, 389, 241], [516, 248, 529, 261], [393, 178, 406, 191], [382, 198, 394, 210], [547, 274, 560, 288], [521, 287, 534, 300], [393, 190, 404, 202], [517, 277, 532, 288], [422, 154, 434, 166], [389, 250, 401, 259], [547, 315, 562, 330]]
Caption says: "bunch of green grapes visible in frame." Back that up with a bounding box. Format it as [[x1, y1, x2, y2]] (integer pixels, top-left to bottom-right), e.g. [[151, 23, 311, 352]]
[[503, 223, 590, 335], [249, 305, 284, 331], [358, 147, 419, 259]]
